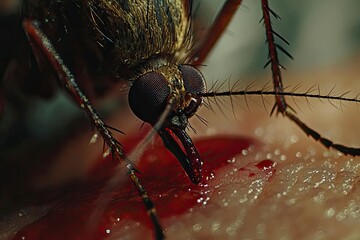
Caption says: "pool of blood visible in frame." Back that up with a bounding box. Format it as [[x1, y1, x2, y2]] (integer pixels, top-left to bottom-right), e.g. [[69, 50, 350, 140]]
[[12, 132, 272, 240]]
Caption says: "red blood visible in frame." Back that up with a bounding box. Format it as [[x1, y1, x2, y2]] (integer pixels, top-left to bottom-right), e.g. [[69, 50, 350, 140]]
[[13, 133, 254, 240], [255, 159, 275, 171], [238, 159, 276, 179]]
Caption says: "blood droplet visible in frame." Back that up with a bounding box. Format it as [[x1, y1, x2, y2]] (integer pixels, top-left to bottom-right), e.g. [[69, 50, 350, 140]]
[[238, 159, 276, 179], [255, 159, 276, 171]]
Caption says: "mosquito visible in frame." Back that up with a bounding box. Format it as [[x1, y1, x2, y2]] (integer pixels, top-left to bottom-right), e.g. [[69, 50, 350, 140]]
[[1, 0, 360, 239]]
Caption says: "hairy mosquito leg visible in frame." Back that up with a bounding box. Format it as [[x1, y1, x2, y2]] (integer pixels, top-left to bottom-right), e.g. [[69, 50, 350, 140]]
[[128, 167, 164, 239], [284, 111, 360, 156], [260, 0, 360, 156], [23, 19, 124, 162], [191, 0, 244, 65], [22, 19, 164, 239], [261, 0, 289, 113]]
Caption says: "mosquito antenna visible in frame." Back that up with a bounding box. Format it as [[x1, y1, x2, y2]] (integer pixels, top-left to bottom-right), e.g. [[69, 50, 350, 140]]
[[200, 90, 360, 105], [201, 87, 360, 156], [229, 89, 236, 117]]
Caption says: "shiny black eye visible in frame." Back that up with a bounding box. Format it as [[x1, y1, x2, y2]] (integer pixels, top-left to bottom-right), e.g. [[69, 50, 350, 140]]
[[179, 65, 206, 95], [128, 72, 170, 124]]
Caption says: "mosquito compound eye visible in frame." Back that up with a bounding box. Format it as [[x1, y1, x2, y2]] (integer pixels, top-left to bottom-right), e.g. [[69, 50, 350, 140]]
[[128, 72, 170, 124], [179, 65, 206, 95]]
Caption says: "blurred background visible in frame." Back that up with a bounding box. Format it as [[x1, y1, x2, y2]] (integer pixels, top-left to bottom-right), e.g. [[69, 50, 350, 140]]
[[195, 0, 360, 82]]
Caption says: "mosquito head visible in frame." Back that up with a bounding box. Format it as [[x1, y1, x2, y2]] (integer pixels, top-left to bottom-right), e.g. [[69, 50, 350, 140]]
[[128, 64, 206, 184]]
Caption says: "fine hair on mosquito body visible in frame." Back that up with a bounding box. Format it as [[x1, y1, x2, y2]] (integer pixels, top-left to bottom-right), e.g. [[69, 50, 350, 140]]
[[1, 0, 360, 239]]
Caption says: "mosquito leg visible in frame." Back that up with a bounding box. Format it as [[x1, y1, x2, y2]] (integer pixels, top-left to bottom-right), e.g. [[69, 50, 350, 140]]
[[22, 19, 124, 162], [191, 0, 244, 65], [284, 111, 360, 156], [22, 19, 164, 239], [128, 168, 164, 239], [261, 0, 360, 156], [261, 0, 289, 114]]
